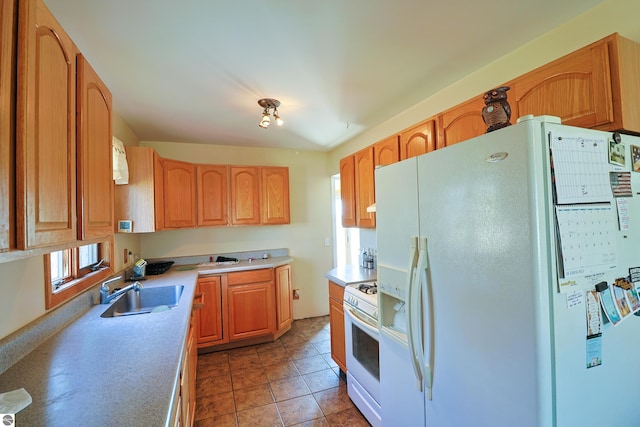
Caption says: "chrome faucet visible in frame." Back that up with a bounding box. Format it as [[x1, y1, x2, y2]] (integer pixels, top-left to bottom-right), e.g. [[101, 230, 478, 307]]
[[100, 276, 143, 304]]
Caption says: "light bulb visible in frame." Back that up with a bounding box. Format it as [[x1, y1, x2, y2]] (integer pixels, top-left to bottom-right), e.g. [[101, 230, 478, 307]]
[[259, 113, 271, 128], [274, 113, 284, 126]]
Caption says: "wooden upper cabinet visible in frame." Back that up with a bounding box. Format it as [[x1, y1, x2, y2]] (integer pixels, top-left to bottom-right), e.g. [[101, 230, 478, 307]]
[[0, 0, 16, 252], [162, 159, 197, 229], [76, 54, 114, 240], [400, 118, 436, 160], [438, 96, 486, 148], [512, 33, 640, 133], [339, 156, 356, 228], [114, 146, 162, 233], [16, 0, 78, 249], [230, 166, 260, 225], [374, 135, 400, 166], [511, 38, 613, 129], [261, 167, 290, 225], [197, 164, 228, 227], [354, 146, 375, 228]]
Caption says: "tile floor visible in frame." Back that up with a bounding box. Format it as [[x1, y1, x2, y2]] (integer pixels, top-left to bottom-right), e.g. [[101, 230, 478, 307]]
[[194, 315, 371, 426]]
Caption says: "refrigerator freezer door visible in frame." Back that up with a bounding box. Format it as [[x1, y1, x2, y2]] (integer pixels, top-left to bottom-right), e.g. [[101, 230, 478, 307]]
[[376, 157, 428, 425]]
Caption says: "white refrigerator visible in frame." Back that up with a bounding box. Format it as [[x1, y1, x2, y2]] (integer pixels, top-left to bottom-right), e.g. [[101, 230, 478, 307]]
[[375, 116, 640, 427]]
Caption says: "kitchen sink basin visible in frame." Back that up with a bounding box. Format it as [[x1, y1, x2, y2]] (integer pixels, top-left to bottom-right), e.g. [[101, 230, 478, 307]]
[[101, 285, 184, 318]]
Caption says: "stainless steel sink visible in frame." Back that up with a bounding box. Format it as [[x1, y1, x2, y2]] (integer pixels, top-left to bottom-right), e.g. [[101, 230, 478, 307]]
[[101, 285, 184, 318]]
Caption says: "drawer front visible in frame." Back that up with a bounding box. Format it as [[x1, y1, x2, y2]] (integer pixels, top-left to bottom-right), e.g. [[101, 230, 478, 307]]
[[328, 281, 344, 302], [228, 268, 273, 285]]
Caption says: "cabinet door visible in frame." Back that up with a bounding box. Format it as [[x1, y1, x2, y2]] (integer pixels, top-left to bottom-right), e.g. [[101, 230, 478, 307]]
[[438, 96, 486, 148], [261, 167, 290, 224], [275, 264, 293, 331], [76, 54, 114, 240], [230, 166, 260, 225], [512, 40, 613, 129], [196, 276, 224, 345], [374, 135, 399, 166], [114, 146, 159, 233], [228, 281, 275, 341], [339, 156, 356, 228], [16, 0, 78, 248], [163, 159, 196, 228], [354, 146, 375, 228], [328, 281, 347, 372], [0, 0, 16, 251], [400, 118, 436, 160], [197, 164, 228, 226]]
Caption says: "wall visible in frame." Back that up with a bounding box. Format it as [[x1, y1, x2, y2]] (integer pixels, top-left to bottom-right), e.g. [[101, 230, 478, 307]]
[[140, 141, 334, 319], [327, 0, 640, 174], [0, 115, 139, 340]]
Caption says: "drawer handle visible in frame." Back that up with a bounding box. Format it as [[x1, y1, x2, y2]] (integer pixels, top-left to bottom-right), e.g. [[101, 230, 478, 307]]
[[193, 293, 205, 310]]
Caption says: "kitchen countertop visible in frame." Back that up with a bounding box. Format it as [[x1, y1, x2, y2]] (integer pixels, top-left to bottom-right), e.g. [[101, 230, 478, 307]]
[[0, 269, 199, 427], [324, 265, 377, 287], [197, 256, 292, 275], [0, 256, 297, 426]]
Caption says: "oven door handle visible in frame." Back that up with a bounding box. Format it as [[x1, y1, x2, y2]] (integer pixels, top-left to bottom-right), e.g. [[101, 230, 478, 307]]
[[344, 305, 379, 337]]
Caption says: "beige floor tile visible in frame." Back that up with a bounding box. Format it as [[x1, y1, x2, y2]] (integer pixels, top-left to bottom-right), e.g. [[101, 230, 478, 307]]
[[325, 407, 372, 426], [293, 355, 330, 375], [264, 360, 301, 382], [311, 339, 331, 354], [197, 373, 233, 397], [302, 368, 340, 393], [195, 391, 236, 421], [269, 375, 311, 402], [195, 412, 238, 427], [320, 353, 338, 369], [287, 342, 320, 360], [276, 395, 324, 426], [259, 347, 291, 366], [231, 368, 268, 390], [254, 340, 286, 353], [289, 417, 330, 427], [237, 403, 283, 427], [198, 350, 229, 366], [234, 383, 275, 411], [312, 384, 354, 416], [229, 352, 263, 371], [197, 359, 231, 379]]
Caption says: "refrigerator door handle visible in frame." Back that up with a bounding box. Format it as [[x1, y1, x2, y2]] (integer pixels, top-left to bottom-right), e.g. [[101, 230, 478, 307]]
[[419, 237, 434, 400], [405, 236, 423, 391]]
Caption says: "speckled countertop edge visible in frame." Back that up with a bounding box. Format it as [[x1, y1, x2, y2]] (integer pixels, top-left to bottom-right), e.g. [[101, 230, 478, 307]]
[[325, 265, 377, 287]]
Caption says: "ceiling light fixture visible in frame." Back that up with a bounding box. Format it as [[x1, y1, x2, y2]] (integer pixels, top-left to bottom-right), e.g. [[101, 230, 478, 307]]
[[257, 98, 283, 128]]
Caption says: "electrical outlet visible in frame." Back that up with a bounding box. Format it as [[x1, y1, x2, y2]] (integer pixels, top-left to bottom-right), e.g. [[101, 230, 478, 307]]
[[293, 289, 300, 299]]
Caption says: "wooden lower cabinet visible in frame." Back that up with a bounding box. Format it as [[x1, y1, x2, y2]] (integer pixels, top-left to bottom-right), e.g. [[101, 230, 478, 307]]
[[195, 276, 224, 346], [197, 265, 292, 350], [180, 323, 197, 427], [228, 269, 275, 341], [275, 264, 293, 334], [328, 281, 347, 372]]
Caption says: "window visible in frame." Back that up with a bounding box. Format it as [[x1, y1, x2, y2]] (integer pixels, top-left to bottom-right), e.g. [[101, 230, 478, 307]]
[[44, 237, 114, 309]]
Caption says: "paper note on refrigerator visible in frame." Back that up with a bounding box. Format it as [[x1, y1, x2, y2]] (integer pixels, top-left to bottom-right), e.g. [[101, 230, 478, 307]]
[[555, 204, 617, 278], [550, 132, 612, 204]]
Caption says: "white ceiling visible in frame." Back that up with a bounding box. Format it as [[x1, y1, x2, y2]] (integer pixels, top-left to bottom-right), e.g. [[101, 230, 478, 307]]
[[44, 0, 603, 151]]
